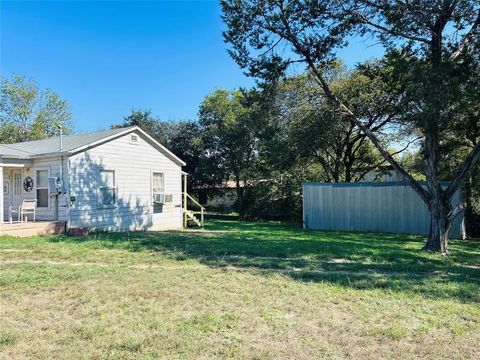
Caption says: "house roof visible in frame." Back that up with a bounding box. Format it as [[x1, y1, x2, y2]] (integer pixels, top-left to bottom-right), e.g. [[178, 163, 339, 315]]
[[0, 127, 128, 158], [0, 126, 185, 166]]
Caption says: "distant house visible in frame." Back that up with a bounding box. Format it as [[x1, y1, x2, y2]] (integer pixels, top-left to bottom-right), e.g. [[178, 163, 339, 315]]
[[197, 179, 273, 212], [360, 169, 403, 182], [0, 126, 193, 232], [197, 180, 247, 211]]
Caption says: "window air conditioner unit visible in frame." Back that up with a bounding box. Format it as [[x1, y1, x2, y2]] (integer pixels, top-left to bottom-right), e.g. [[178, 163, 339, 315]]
[[153, 193, 173, 204], [153, 192, 165, 204]]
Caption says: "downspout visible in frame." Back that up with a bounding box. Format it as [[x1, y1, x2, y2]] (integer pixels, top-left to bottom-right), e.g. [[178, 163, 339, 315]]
[[65, 156, 71, 232], [59, 126, 63, 152], [60, 156, 63, 181], [54, 123, 64, 221], [183, 173, 187, 228], [57, 154, 64, 223]]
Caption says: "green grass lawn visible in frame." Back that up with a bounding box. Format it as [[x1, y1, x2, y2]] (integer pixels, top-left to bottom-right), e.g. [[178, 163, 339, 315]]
[[0, 220, 479, 359]]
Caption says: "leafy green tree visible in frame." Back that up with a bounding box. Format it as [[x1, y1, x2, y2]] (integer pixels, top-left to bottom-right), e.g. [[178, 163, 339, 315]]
[[221, 0, 480, 253], [0, 75, 72, 142], [164, 120, 217, 195], [270, 64, 404, 183], [199, 89, 264, 213], [115, 109, 173, 145], [399, 150, 427, 181]]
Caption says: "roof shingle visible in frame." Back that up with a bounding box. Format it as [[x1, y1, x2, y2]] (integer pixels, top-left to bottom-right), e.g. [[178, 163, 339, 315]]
[[0, 127, 133, 158]]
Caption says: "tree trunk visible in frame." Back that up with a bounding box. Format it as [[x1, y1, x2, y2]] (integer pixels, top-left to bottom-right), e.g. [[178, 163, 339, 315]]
[[235, 176, 244, 214], [464, 174, 473, 237], [344, 158, 352, 182], [290, 25, 480, 254], [423, 197, 452, 254]]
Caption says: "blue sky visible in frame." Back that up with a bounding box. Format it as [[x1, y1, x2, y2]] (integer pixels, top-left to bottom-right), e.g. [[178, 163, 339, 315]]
[[1, 1, 383, 133]]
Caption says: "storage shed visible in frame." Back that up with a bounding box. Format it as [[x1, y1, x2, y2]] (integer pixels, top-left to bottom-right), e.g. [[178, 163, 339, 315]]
[[303, 181, 465, 238]]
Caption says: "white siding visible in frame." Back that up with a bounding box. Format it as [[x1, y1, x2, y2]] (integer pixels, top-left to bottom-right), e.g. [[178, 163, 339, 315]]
[[67, 131, 183, 231]]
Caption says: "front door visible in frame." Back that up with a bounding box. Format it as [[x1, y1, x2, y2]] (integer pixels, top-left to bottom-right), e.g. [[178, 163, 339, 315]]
[[11, 170, 23, 208]]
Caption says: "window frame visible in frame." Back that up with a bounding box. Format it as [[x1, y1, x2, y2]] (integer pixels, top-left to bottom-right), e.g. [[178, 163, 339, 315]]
[[13, 171, 22, 196], [152, 172, 165, 195], [35, 168, 50, 209], [151, 171, 165, 213], [97, 169, 117, 209]]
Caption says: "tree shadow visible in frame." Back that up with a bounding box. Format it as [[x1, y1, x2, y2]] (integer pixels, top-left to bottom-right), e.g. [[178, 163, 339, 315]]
[[67, 148, 182, 231], [49, 219, 480, 303]]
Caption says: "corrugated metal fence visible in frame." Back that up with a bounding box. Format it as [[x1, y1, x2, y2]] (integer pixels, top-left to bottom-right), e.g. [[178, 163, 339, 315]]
[[303, 181, 465, 239]]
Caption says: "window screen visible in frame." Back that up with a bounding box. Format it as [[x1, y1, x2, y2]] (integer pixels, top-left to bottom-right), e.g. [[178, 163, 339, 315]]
[[152, 173, 164, 214], [152, 173, 164, 193], [14, 173, 22, 196], [98, 170, 116, 207], [36, 170, 49, 207]]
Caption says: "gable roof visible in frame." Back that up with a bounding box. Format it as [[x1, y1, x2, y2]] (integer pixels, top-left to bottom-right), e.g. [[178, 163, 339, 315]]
[[0, 126, 185, 166]]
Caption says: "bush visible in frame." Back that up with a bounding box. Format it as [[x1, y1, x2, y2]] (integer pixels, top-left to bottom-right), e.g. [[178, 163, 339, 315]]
[[240, 179, 303, 222]]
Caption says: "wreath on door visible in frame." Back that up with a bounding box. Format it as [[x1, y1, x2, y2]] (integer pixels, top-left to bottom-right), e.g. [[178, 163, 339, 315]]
[[23, 176, 34, 192]]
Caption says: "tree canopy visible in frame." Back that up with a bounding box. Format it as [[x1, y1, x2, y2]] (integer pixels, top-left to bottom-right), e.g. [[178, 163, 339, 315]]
[[268, 62, 404, 183], [0, 74, 73, 143], [221, 0, 480, 253], [198, 88, 265, 211]]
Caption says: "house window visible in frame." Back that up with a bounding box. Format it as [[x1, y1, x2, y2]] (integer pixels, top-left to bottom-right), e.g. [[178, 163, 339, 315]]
[[98, 170, 116, 207], [13, 172, 22, 196], [36, 170, 49, 207], [152, 172, 164, 213]]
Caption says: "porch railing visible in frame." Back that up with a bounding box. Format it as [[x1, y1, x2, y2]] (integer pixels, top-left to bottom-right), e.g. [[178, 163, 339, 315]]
[[183, 192, 204, 228]]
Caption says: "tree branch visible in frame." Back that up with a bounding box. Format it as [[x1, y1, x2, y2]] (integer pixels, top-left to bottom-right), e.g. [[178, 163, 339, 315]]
[[353, 137, 420, 182], [448, 202, 465, 223], [355, 13, 430, 43], [445, 140, 480, 199], [266, 4, 430, 203], [300, 54, 431, 202], [450, 8, 480, 60]]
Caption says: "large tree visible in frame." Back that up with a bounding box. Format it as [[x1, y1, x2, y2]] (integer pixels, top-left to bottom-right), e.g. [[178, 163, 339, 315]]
[[164, 120, 215, 194], [199, 88, 263, 212], [221, 0, 480, 253], [0, 74, 72, 142], [271, 63, 406, 182], [114, 109, 173, 145]]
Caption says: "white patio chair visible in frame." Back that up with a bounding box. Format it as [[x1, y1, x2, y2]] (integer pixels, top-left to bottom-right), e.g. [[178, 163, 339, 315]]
[[9, 199, 37, 223]]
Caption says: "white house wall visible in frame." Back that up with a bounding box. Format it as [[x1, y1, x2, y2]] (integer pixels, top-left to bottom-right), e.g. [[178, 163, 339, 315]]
[[67, 131, 182, 231]]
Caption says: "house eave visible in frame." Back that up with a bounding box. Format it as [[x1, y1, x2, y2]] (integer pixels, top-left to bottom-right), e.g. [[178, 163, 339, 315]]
[[1, 126, 186, 167], [0, 157, 34, 168]]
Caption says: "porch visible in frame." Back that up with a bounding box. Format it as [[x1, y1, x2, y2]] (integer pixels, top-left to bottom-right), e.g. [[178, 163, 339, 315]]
[[0, 221, 66, 237], [1, 158, 66, 236]]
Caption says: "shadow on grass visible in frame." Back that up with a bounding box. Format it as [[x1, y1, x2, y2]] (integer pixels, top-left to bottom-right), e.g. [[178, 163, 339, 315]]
[[49, 220, 480, 303]]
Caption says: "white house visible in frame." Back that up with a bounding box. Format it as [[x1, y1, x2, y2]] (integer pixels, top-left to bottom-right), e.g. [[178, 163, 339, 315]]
[[0, 126, 197, 233]]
